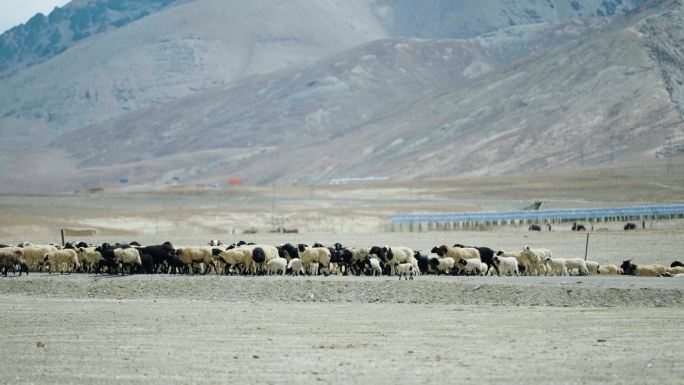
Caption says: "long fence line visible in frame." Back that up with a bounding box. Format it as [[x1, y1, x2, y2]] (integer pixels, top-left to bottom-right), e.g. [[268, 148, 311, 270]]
[[389, 204, 684, 232]]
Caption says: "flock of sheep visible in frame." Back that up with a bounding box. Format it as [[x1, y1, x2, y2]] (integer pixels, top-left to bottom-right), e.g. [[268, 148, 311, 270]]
[[1, 240, 683, 279]]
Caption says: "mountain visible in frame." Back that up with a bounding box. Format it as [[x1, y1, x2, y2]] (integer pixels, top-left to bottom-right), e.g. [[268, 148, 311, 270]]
[[0, 0, 178, 77], [0, 0, 388, 149], [0, 0, 680, 192], [375, 0, 648, 38], [0, 0, 649, 145], [54, 17, 607, 179]]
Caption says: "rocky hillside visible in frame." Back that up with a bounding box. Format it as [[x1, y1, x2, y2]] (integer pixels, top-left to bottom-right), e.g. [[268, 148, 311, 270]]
[[55, 17, 607, 174], [0, 0, 388, 149], [375, 0, 647, 37], [0, 0, 681, 192], [0, 0, 178, 77]]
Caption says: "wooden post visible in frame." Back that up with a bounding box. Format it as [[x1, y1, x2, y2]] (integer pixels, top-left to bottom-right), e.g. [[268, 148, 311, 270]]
[[584, 233, 590, 261], [60, 229, 65, 247]]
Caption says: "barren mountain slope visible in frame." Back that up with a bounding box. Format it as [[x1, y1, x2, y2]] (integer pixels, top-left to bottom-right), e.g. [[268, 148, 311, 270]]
[[0, 0, 387, 148], [37, 1, 683, 189], [0, 0, 650, 150], [0, 0, 677, 192], [297, 0, 684, 181], [375, 0, 648, 37], [43, 17, 615, 190]]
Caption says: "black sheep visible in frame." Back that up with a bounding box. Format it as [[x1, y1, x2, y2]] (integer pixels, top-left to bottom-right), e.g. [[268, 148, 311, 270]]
[[280, 243, 300, 260], [95, 243, 118, 274], [453, 244, 499, 276], [413, 251, 430, 274], [620, 260, 637, 276], [136, 242, 175, 273]]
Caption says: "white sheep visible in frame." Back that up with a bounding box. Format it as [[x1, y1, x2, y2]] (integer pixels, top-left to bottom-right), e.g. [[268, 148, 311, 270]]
[[44, 249, 80, 274], [113, 247, 142, 275], [428, 257, 454, 275], [252, 245, 280, 274], [620, 260, 667, 276], [287, 258, 304, 276], [21, 244, 58, 271], [298, 245, 331, 275], [176, 246, 216, 275], [265, 257, 287, 275], [479, 262, 489, 276], [566, 258, 589, 276], [598, 264, 621, 275], [76, 247, 102, 273], [215, 247, 247, 274], [366, 256, 383, 276], [432, 245, 479, 263], [495, 250, 526, 274], [520, 246, 551, 276], [544, 257, 568, 276], [396, 263, 415, 280], [585, 261, 600, 275], [387, 246, 418, 275], [492, 255, 519, 276], [457, 258, 483, 275]]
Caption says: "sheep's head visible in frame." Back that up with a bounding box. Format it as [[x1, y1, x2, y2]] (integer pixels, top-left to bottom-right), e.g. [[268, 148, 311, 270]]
[[429, 258, 440, 266], [282, 243, 299, 259], [492, 256, 501, 265], [369, 246, 384, 259], [458, 258, 467, 266], [619, 260, 638, 275], [433, 245, 447, 257], [297, 244, 307, 253]]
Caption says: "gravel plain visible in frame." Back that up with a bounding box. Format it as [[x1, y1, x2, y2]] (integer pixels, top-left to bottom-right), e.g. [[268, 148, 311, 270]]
[[0, 274, 682, 385]]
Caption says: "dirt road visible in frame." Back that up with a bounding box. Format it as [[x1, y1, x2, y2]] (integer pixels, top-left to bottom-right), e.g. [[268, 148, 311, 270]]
[[0, 275, 682, 385]]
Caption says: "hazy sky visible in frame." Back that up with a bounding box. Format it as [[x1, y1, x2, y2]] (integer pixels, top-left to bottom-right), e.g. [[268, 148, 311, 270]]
[[1, 0, 70, 33]]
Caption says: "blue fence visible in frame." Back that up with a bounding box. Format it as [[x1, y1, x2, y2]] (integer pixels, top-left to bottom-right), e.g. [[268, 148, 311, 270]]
[[391, 204, 684, 224]]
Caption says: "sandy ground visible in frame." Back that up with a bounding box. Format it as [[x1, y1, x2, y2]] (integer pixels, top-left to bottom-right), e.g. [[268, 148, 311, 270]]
[[0, 275, 682, 385]]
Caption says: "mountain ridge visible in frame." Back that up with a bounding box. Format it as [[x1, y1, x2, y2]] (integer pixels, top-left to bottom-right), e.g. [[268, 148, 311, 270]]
[[0, 0, 682, 193]]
